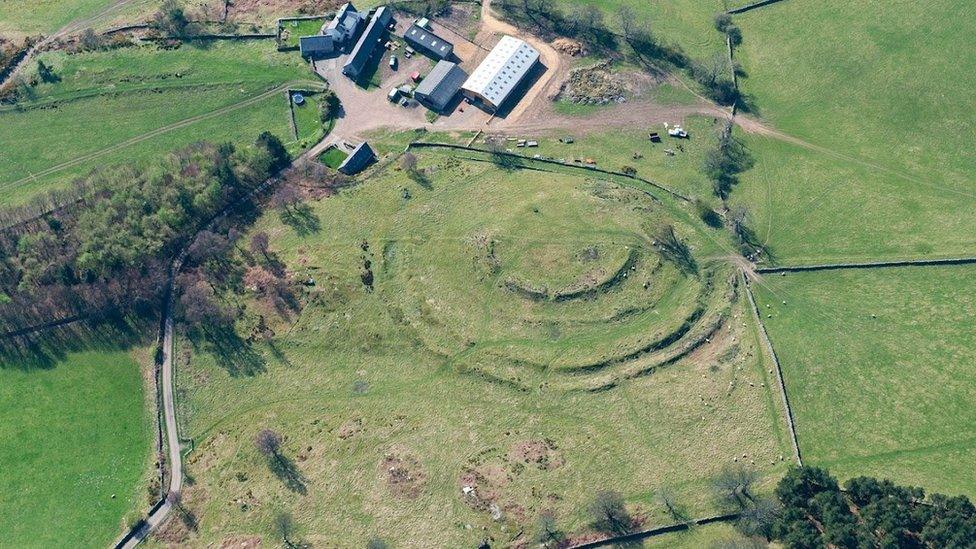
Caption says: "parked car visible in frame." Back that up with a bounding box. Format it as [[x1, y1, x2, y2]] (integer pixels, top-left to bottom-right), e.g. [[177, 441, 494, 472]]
[[389, 55, 397, 69]]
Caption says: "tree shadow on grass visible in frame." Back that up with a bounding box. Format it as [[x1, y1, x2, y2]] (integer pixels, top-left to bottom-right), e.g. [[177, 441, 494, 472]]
[[0, 313, 153, 371], [408, 170, 433, 190], [280, 204, 321, 236], [266, 340, 294, 369], [268, 453, 307, 494], [203, 324, 266, 377]]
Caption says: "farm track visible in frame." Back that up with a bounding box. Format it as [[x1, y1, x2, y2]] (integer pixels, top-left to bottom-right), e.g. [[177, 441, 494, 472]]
[[1, 79, 322, 193], [116, 137, 330, 547]]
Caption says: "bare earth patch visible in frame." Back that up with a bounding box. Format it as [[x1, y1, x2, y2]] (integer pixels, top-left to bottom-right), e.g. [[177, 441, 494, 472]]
[[218, 535, 262, 549], [508, 439, 564, 470], [337, 417, 363, 440], [380, 450, 426, 499], [458, 462, 510, 511]]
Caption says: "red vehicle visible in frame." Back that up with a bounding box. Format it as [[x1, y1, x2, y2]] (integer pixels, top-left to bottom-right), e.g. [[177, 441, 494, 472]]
[[410, 70, 421, 82]]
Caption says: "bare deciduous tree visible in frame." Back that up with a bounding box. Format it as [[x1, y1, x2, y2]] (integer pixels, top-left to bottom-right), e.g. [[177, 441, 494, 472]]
[[255, 428, 282, 457]]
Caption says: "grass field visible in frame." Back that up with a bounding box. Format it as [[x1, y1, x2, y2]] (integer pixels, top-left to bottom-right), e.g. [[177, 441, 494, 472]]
[[167, 153, 790, 545], [319, 146, 348, 168], [518, 116, 724, 202], [0, 41, 315, 205], [554, 0, 727, 61], [752, 265, 976, 496], [731, 135, 976, 265], [0, 0, 156, 37], [0, 349, 152, 547], [732, 0, 976, 264]]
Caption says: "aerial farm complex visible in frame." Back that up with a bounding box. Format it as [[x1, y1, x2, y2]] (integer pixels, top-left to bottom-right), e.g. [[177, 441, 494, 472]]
[[2, 0, 976, 547], [298, 3, 539, 115]]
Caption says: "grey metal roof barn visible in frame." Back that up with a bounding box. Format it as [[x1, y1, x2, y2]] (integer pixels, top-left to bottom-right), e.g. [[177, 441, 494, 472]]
[[338, 142, 376, 174], [343, 6, 392, 80], [461, 35, 539, 111], [403, 23, 454, 60], [414, 60, 468, 112]]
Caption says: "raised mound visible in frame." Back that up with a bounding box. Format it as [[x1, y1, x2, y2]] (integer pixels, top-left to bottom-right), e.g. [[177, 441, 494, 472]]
[[378, 155, 734, 390]]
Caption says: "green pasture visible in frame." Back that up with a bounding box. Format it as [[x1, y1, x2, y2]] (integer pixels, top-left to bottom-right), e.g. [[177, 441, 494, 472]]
[[753, 265, 976, 496], [0, 350, 151, 547], [731, 134, 976, 265], [0, 41, 315, 205], [22, 40, 308, 103], [171, 155, 789, 545], [0, 84, 295, 205], [0, 0, 156, 38], [733, 0, 976, 263]]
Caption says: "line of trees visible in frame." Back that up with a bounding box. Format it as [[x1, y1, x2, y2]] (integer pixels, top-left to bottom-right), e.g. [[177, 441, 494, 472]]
[[525, 465, 976, 547]]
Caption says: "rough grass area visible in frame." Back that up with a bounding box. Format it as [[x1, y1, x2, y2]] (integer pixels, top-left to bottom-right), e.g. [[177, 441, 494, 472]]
[[645, 521, 754, 548], [492, 116, 723, 202], [0, 41, 313, 206], [0, 350, 151, 547], [0, 0, 127, 36], [172, 155, 789, 545], [753, 265, 976, 496], [733, 0, 976, 263]]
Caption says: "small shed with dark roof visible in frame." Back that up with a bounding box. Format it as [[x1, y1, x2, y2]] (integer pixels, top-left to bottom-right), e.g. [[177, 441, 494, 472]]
[[414, 60, 468, 112], [338, 142, 376, 175], [300, 34, 337, 57], [403, 23, 454, 60]]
